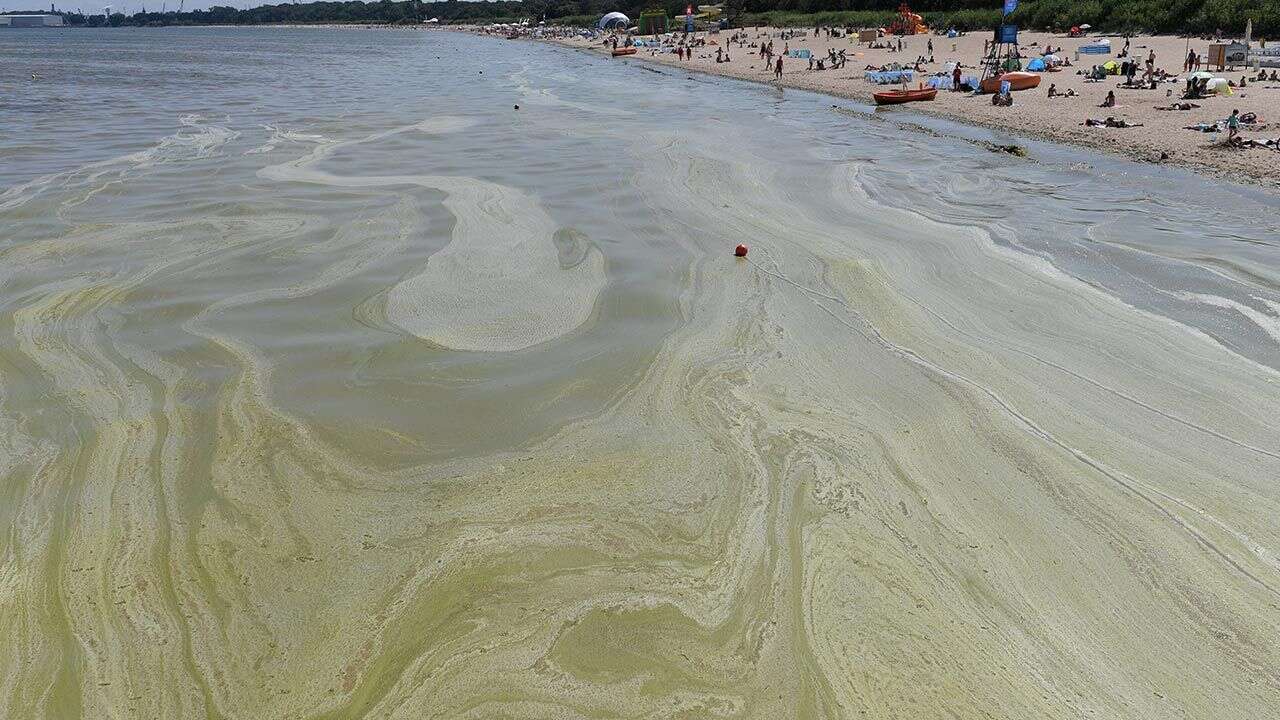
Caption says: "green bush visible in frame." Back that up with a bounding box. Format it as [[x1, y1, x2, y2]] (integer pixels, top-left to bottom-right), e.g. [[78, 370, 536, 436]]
[[77, 0, 1280, 37]]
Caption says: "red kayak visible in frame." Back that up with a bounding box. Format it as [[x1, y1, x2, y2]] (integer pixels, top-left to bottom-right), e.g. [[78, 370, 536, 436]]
[[873, 87, 938, 105], [611, 47, 637, 57], [980, 71, 1041, 94]]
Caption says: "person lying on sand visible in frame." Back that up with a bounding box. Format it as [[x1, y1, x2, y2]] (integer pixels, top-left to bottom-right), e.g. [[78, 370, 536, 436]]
[[1185, 121, 1224, 132], [1156, 102, 1200, 110], [1048, 84, 1076, 98], [1083, 117, 1143, 128]]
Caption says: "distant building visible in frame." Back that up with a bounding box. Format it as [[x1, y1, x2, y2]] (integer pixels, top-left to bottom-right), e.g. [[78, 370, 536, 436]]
[[0, 14, 66, 27]]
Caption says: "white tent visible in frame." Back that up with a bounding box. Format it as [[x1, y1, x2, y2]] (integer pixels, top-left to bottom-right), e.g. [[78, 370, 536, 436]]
[[1206, 77, 1235, 95], [598, 11, 629, 30]]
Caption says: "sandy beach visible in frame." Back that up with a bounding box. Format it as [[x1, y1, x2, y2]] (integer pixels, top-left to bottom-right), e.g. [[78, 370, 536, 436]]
[[544, 27, 1280, 188]]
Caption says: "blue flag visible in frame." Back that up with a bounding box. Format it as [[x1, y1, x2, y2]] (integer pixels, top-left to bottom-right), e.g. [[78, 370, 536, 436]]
[[1003, 0, 1017, 15]]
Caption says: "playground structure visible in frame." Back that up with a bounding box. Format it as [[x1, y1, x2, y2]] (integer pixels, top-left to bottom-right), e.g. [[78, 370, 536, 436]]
[[638, 7, 667, 35], [887, 3, 926, 36]]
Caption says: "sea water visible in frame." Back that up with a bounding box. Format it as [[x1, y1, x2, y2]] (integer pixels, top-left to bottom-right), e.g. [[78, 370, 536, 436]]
[[2, 27, 1279, 719]]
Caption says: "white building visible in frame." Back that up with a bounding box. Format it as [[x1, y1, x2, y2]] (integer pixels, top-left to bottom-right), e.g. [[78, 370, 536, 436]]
[[0, 14, 66, 27]]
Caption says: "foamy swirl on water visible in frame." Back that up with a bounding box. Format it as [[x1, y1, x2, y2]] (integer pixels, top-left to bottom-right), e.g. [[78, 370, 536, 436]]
[[259, 116, 606, 352]]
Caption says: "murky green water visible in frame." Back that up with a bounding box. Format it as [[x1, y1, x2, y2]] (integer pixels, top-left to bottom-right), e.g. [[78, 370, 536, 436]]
[[2, 27, 1278, 719]]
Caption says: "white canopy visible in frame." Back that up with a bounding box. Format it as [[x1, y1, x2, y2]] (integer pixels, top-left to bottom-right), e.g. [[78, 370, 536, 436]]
[[598, 11, 629, 30]]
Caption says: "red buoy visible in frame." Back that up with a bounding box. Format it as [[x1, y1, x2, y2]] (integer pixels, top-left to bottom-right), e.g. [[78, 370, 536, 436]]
[[734, 244, 749, 258]]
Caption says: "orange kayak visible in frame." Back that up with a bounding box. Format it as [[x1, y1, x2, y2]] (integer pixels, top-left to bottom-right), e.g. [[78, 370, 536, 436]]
[[873, 87, 938, 105], [611, 47, 637, 57], [980, 71, 1041, 93]]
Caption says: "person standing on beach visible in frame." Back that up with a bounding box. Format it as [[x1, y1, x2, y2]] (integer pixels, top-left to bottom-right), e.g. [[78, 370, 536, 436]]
[[1185, 48, 1194, 72], [775, 56, 783, 80], [1226, 108, 1241, 144], [927, 38, 933, 56], [952, 64, 962, 91]]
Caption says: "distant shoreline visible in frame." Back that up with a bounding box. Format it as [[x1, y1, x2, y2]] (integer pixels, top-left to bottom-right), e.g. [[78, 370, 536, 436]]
[[43, 23, 433, 29]]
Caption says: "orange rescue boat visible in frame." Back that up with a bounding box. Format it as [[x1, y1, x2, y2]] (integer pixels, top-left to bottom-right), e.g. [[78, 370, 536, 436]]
[[979, 71, 1041, 94], [873, 86, 938, 105], [611, 47, 637, 57]]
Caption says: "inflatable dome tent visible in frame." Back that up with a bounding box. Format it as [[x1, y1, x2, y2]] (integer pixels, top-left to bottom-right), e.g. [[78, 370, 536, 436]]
[[598, 12, 630, 30]]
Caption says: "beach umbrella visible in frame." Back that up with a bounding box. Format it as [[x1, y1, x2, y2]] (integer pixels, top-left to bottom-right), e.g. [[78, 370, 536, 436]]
[[1079, 23, 1091, 30], [1189, 71, 1215, 80]]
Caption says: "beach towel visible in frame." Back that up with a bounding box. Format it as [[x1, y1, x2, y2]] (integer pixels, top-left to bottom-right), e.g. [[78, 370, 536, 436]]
[[1080, 40, 1112, 55], [927, 74, 977, 90], [865, 69, 915, 84]]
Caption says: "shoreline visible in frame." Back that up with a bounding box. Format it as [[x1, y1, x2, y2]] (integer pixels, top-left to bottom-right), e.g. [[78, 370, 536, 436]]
[[504, 28, 1280, 192]]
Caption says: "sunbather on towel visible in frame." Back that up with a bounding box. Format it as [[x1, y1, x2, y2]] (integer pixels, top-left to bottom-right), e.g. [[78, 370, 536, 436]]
[[1083, 117, 1143, 128]]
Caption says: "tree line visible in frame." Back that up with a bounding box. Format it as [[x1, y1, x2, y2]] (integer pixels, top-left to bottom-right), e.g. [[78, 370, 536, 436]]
[[20, 0, 1280, 37]]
